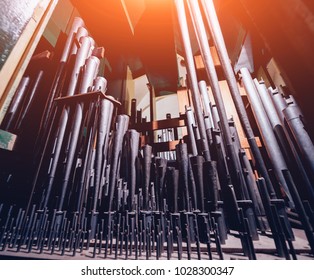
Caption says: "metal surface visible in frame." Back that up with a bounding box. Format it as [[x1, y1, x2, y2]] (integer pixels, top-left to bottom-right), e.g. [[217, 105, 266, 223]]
[[198, 81, 214, 129], [39, 23, 87, 137], [42, 36, 94, 209], [201, 0, 276, 198], [58, 56, 100, 211], [283, 105, 314, 180], [93, 76, 114, 212], [240, 67, 293, 205], [188, 0, 249, 200], [60, 17, 85, 63], [256, 80, 314, 203], [269, 87, 287, 123], [254, 80, 282, 129], [174, 0, 210, 161], [2, 77, 30, 131], [185, 106, 198, 156]]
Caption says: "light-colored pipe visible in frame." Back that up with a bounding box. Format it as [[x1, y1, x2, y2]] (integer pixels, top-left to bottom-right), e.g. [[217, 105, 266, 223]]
[[240, 67, 293, 205]]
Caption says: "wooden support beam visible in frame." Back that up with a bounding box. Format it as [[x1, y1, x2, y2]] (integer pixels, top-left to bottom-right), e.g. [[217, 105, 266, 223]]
[[152, 140, 180, 153], [131, 117, 185, 133]]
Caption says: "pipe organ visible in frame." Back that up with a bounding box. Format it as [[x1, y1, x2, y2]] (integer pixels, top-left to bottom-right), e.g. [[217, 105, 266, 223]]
[[0, 0, 313, 260]]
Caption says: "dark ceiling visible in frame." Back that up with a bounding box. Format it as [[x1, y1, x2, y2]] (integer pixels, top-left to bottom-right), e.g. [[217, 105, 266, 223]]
[[71, 0, 178, 94], [237, 0, 314, 138]]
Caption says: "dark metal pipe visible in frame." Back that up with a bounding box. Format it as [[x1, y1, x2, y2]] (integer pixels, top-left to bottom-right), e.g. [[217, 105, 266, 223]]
[[175, 142, 191, 212], [268, 87, 287, 121], [190, 156, 204, 211], [256, 80, 314, 203], [167, 167, 179, 213], [42, 36, 94, 209], [282, 170, 314, 255], [93, 77, 114, 211], [239, 149, 268, 231], [257, 178, 285, 257], [201, 0, 276, 198], [240, 67, 293, 205], [3, 77, 30, 131], [189, 0, 249, 200], [126, 130, 140, 211], [16, 70, 44, 131], [174, 0, 210, 160], [107, 115, 130, 212], [185, 106, 198, 156], [143, 145, 152, 210], [39, 19, 86, 134], [283, 105, 314, 181], [198, 81, 214, 129], [58, 56, 100, 211], [203, 161, 219, 212]]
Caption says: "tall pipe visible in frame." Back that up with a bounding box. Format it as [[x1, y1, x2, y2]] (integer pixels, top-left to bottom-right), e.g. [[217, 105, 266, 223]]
[[240, 67, 293, 205], [39, 19, 86, 134], [187, 0, 249, 200], [67, 27, 90, 62], [61, 17, 85, 63], [126, 129, 140, 211], [143, 145, 153, 210], [92, 77, 114, 212], [58, 56, 100, 211], [268, 87, 287, 123], [256, 80, 314, 203], [198, 81, 214, 129], [3, 77, 30, 131], [43, 36, 94, 209], [211, 104, 220, 130], [283, 105, 314, 181], [16, 70, 44, 131], [185, 106, 198, 156], [107, 115, 130, 213], [174, 0, 210, 161], [200, 0, 276, 198], [175, 142, 191, 211]]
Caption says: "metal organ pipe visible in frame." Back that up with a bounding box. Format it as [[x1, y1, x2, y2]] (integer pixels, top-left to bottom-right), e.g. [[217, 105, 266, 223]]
[[187, 0, 249, 200], [240, 67, 294, 205], [255, 80, 314, 203], [283, 105, 314, 181], [58, 56, 100, 211], [174, 0, 210, 161], [200, 0, 276, 198], [43, 36, 94, 209]]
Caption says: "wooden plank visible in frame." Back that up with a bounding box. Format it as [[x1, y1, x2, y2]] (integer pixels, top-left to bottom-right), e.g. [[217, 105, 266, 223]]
[[152, 140, 180, 153], [131, 117, 185, 133], [177, 87, 190, 114], [194, 46, 221, 69], [241, 137, 262, 149]]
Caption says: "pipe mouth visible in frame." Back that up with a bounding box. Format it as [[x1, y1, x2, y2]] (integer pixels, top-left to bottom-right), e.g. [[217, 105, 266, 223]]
[[88, 55, 100, 67], [76, 27, 89, 40], [93, 76, 107, 91], [71, 17, 85, 31], [282, 105, 301, 121]]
